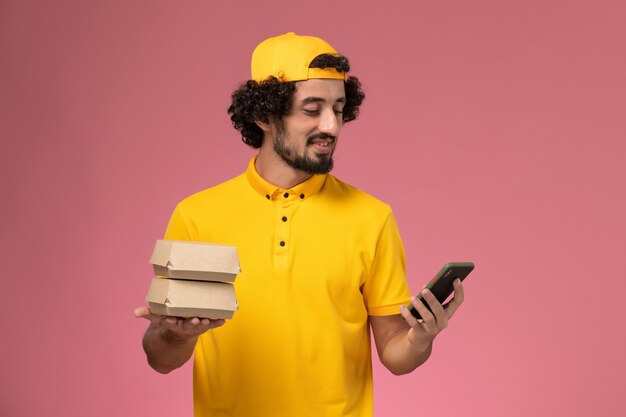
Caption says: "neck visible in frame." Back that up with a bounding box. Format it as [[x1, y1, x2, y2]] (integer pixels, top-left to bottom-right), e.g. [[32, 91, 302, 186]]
[[255, 146, 313, 189]]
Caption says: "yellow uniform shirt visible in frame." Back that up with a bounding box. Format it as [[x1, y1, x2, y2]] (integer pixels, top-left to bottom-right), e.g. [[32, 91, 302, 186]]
[[164, 158, 411, 417]]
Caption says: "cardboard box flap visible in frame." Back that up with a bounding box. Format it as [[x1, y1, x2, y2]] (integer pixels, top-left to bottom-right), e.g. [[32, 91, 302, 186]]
[[150, 240, 241, 280]]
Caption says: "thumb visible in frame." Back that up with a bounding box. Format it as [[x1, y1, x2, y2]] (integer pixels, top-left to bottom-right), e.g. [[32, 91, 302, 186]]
[[134, 306, 152, 319]]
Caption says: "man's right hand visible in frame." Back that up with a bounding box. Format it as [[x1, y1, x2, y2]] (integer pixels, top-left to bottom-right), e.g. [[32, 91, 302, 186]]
[[134, 306, 225, 340], [134, 306, 226, 373]]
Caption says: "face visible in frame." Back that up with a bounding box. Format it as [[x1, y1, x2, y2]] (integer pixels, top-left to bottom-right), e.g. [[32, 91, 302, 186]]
[[272, 78, 346, 174]]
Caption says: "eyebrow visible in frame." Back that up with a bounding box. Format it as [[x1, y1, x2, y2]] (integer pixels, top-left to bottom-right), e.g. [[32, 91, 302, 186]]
[[301, 96, 346, 105]]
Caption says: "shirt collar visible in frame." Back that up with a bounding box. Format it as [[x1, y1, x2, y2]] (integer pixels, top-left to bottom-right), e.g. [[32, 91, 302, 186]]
[[245, 157, 326, 201]]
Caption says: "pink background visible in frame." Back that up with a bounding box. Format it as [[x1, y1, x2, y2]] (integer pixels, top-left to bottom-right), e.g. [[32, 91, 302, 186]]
[[1, 0, 625, 416]]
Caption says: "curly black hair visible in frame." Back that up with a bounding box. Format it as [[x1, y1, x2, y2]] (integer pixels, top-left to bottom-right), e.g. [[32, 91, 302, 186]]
[[228, 54, 365, 148]]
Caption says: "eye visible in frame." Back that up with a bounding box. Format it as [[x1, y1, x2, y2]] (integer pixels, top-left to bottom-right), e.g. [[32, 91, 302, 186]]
[[303, 108, 320, 116], [334, 108, 344, 115]]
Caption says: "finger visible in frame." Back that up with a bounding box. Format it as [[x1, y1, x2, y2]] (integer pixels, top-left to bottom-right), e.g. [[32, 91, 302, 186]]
[[453, 279, 464, 303], [444, 279, 465, 318], [400, 304, 421, 328], [133, 306, 151, 318], [422, 289, 448, 330], [157, 314, 226, 336], [207, 319, 226, 330], [182, 317, 201, 332], [134, 306, 163, 323], [164, 316, 178, 325], [160, 316, 181, 331], [190, 318, 225, 332], [178, 317, 226, 335], [411, 295, 435, 329]]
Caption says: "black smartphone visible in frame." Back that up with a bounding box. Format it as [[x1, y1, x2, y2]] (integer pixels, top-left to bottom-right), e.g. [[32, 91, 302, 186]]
[[407, 262, 474, 319]]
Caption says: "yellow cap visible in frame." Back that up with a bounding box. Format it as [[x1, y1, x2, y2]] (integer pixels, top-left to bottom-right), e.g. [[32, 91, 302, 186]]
[[251, 32, 347, 82]]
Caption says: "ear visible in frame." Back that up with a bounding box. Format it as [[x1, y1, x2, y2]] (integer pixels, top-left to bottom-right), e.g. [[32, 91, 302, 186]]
[[255, 120, 272, 132]]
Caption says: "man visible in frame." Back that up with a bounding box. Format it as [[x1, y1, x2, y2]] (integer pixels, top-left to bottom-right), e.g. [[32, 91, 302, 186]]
[[135, 32, 464, 417]]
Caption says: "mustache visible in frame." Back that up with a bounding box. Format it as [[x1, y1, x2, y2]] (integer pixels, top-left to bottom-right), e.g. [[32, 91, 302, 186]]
[[306, 133, 336, 145]]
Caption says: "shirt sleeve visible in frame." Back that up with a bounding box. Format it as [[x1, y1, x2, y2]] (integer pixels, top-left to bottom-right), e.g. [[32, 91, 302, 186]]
[[362, 210, 412, 316], [163, 203, 196, 241]]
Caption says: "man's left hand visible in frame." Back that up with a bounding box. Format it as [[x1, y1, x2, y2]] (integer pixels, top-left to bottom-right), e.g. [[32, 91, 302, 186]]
[[399, 278, 465, 352]]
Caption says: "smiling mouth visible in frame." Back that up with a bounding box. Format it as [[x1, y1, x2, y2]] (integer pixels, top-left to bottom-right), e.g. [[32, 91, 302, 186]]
[[307, 133, 336, 145], [307, 134, 336, 155], [310, 138, 334, 147]]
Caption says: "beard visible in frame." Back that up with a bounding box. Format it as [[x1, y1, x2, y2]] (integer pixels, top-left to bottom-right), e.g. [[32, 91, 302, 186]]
[[273, 127, 336, 175]]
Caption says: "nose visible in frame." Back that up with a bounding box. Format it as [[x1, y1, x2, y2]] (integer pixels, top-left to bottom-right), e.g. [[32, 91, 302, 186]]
[[318, 108, 341, 137]]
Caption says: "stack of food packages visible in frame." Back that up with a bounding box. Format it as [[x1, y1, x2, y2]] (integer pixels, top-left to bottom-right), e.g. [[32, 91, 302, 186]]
[[145, 240, 240, 319]]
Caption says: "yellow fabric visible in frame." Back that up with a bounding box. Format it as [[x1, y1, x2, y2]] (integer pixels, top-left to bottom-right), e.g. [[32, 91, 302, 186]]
[[251, 32, 348, 82], [164, 157, 411, 417]]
